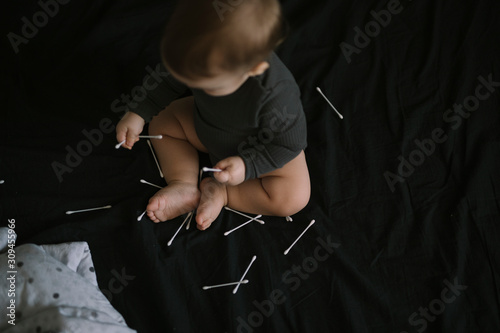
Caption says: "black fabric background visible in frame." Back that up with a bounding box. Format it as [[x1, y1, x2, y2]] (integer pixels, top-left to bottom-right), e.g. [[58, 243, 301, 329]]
[[1, 0, 500, 332]]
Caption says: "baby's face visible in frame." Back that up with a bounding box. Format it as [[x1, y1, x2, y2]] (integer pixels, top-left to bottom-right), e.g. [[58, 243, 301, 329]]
[[167, 65, 248, 97]]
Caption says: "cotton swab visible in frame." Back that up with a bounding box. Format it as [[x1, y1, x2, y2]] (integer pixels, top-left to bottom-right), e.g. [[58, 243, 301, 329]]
[[167, 212, 193, 246], [147, 140, 164, 178], [284, 219, 315, 255], [139, 135, 163, 139], [202, 167, 222, 172], [115, 136, 163, 149], [140, 179, 163, 189], [137, 210, 147, 221], [224, 215, 263, 236], [186, 210, 194, 230], [0, 180, 4, 184], [203, 280, 249, 290], [115, 140, 126, 149], [233, 255, 257, 294], [316, 87, 343, 119], [66, 205, 112, 215], [223, 207, 265, 224]]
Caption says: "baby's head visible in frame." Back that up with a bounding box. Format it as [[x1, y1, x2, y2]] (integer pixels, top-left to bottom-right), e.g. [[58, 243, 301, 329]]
[[161, 0, 287, 96]]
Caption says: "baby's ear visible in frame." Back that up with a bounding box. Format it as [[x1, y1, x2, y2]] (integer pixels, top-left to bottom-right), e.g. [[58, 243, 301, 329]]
[[248, 61, 270, 76]]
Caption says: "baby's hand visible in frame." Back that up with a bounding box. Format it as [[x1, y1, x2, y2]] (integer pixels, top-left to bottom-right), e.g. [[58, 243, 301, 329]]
[[116, 111, 145, 149], [213, 156, 246, 186]]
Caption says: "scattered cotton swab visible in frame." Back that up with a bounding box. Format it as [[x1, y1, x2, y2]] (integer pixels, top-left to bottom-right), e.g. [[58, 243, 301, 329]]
[[286, 216, 293, 222], [233, 255, 257, 294], [167, 212, 193, 246], [66, 205, 112, 215], [115, 140, 126, 149], [186, 210, 194, 230], [139, 135, 163, 139], [137, 210, 147, 221], [140, 179, 163, 189], [147, 140, 164, 178], [202, 167, 222, 172], [316, 87, 343, 119], [284, 219, 315, 255], [203, 280, 249, 290], [224, 215, 263, 236], [223, 207, 265, 224]]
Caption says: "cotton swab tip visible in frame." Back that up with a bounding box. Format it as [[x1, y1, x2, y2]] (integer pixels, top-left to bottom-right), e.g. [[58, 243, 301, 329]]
[[140, 179, 163, 189], [137, 210, 147, 221], [0, 180, 4, 184], [202, 167, 222, 172], [115, 140, 126, 149]]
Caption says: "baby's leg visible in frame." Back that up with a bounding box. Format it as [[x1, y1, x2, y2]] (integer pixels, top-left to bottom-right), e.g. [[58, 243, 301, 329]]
[[196, 151, 310, 229], [147, 97, 207, 222]]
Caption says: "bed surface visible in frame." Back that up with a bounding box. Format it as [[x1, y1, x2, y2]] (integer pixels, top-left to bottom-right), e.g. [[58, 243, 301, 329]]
[[1, 0, 500, 332]]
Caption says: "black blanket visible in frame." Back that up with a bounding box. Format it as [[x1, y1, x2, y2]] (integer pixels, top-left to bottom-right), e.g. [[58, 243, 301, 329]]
[[2, 0, 500, 332]]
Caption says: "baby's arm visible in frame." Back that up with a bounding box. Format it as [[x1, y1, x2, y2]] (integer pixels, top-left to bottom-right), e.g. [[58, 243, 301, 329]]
[[116, 63, 190, 148], [116, 111, 145, 149]]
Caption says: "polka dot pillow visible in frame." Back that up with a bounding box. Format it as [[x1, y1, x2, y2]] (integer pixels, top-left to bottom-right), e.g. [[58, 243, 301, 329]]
[[0, 228, 136, 333]]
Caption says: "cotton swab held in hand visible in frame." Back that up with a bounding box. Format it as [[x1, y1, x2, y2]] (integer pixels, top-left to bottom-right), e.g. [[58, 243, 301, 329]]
[[167, 212, 193, 246], [203, 280, 249, 290], [115, 140, 126, 149], [140, 179, 163, 189], [284, 219, 315, 255], [137, 210, 147, 221], [115, 135, 163, 149], [202, 167, 222, 172], [224, 207, 265, 224], [233, 255, 257, 294], [316, 87, 343, 119], [139, 135, 162, 139], [66, 205, 112, 215], [224, 215, 263, 236], [147, 140, 164, 178]]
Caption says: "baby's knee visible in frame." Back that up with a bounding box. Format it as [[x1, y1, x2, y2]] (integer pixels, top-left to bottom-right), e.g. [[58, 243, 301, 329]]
[[272, 187, 310, 217]]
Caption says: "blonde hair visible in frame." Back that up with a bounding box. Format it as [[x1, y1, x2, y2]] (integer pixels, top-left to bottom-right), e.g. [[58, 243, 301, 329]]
[[161, 0, 287, 79]]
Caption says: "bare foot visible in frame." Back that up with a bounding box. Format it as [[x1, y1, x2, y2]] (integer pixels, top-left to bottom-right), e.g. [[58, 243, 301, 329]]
[[147, 181, 200, 223], [196, 178, 227, 230]]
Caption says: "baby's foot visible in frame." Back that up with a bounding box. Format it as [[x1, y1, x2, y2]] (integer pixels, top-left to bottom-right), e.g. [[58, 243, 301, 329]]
[[196, 178, 227, 230], [147, 181, 200, 223]]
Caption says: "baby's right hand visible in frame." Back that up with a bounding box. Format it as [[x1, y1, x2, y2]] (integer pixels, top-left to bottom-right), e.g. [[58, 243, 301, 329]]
[[116, 111, 145, 149]]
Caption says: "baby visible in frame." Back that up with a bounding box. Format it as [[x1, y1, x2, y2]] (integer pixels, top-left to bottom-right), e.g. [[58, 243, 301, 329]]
[[116, 0, 310, 230]]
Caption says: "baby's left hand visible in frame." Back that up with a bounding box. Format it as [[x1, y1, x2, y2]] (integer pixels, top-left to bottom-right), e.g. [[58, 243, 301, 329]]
[[213, 156, 246, 186]]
